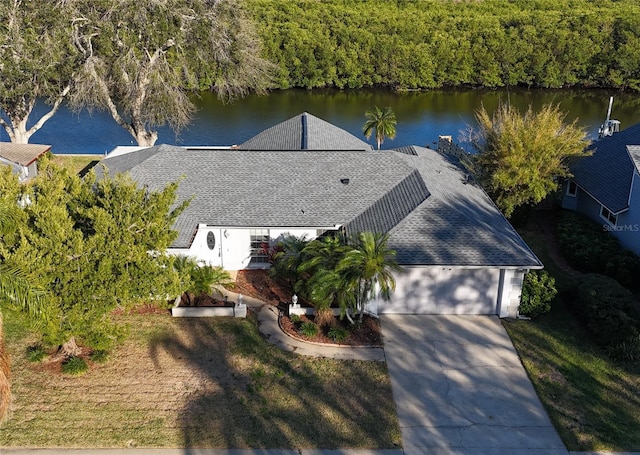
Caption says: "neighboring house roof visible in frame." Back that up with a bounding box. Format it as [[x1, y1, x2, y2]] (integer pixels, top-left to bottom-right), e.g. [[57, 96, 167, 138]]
[[0, 143, 50, 166], [570, 123, 640, 213], [239, 112, 373, 151], [99, 114, 540, 268]]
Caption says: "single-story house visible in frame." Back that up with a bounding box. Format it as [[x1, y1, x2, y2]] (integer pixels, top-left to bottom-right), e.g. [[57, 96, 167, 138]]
[[100, 113, 542, 317], [561, 123, 640, 255], [0, 142, 51, 182]]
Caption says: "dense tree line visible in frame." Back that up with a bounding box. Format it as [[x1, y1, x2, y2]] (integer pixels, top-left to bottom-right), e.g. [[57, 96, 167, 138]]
[[247, 0, 640, 91]]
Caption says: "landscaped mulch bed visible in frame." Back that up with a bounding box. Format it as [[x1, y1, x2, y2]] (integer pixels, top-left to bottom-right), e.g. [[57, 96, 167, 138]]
[[279, 313, 383, 347], [235, 270, 383, 347], [234, 269, 292, 305]]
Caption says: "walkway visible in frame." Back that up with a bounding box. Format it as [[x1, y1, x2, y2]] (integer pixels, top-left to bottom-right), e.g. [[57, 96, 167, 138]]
[[216, 288, 385, 362]]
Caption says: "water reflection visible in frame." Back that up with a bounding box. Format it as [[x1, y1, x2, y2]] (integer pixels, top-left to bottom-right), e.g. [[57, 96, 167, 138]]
[[3, 88, 639, 154]]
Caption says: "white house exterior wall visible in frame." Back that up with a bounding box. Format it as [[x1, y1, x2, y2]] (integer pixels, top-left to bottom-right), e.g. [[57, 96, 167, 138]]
[[169, 225, 319, 269], [378, 267, 501, 315], [496, 269, 526, 318]]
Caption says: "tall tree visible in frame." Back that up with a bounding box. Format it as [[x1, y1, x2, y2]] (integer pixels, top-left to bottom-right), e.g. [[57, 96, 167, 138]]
[[363, 106, 397, 150], [469, 102, 590, 218], [2, 159, 187, 358], [70, 0, 272, 146], [0, 1, 82, 143]]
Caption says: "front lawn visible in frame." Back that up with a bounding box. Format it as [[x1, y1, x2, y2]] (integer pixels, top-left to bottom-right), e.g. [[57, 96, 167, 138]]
[[0, 309, 401, 449], [504, 217, 640, 451]]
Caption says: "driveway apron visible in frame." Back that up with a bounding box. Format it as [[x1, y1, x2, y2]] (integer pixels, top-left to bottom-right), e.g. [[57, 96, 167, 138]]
[[380, 315, 566, 455]]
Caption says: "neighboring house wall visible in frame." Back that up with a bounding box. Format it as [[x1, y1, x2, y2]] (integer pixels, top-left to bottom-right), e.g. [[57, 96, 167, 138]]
[[27, 162, 38, 179], [0, 156, 27, 181], [561, 180, 578, 211], [610, 170, 640, 254], [562, 178, 640, 255], [169, 225, 321, 269]]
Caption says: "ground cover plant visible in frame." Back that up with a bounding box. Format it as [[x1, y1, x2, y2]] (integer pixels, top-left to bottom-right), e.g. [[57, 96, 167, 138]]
[[557, 210, 640, 290], [504, 215, 640, 451], [0, 308, 401, 448]]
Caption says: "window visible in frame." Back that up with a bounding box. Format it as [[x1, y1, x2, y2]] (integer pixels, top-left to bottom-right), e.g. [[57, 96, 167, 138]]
[[250, 229, 270, 264], [600, 206, 617, 225], [566, 180, 577, 197]]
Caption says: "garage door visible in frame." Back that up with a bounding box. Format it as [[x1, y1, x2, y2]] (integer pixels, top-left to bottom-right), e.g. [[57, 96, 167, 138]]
[[378, 267, 500, 315]]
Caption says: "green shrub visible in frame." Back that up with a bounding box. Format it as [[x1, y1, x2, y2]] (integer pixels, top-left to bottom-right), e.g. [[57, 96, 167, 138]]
[[558, 210, 640, 290], [62, 356, 89, 376], [605, 251, 640, 290], [300, 321, 319, 338], [575, 274, 640, 350], [558, 211, 618, 273], [26, 344, 47, 363], [605, 337, 640, 362], [519, 270, 557, 318], [327, 326, 349, 343], [290, 314, 302, 324], [90, 350, 110, 364]]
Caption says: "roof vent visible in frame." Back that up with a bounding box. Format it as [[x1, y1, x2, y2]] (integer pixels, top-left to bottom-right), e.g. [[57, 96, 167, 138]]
[[340, 178, 350, 185]]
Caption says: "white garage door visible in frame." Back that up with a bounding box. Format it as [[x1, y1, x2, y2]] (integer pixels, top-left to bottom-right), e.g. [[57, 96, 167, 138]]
[[379, 267, 500, 315]]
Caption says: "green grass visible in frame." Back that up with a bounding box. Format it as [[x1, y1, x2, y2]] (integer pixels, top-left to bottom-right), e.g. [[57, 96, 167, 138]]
[[0, 310, 401, 449], [504, 218, 640, 451], [50, 154, 101, 175]]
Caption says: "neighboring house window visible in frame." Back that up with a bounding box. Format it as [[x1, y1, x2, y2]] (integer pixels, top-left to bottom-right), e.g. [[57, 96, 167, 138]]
[[600, 206, 617, 225], [250, 229, 270, 264], [566, 180, 577, 197]]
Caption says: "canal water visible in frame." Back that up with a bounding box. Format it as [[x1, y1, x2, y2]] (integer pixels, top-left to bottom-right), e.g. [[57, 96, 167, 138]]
[[4, 88, 640, 155]]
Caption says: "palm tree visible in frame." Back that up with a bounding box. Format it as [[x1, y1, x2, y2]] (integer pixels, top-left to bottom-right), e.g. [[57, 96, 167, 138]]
[[363, 106, 397, 150], [338, 232, 402, 323], [0, 200, 44, 423], [298, 235, 350, 326], [270, 234, 309, 293]]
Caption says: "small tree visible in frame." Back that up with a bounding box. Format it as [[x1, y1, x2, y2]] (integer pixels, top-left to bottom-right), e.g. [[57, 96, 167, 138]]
[[270, 234, 309, 293], [338, 232, 401, 324], [173, 256, 233, 306], [469, 102, 590, 218], [363, 106, 397, 150]]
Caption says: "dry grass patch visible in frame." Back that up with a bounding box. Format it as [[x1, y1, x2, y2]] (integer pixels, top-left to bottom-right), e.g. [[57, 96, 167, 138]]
[[0, 310, 400, 449], [50, 154, 100, 175]]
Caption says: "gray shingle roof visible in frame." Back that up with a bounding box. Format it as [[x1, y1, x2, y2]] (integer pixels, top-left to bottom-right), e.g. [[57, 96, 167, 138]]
[[571, 123, 640, 213], [239, 112, 373, 151], [387, 148, 541, 267], [100, 146, 418, 249], [100, 143, 540, 268]]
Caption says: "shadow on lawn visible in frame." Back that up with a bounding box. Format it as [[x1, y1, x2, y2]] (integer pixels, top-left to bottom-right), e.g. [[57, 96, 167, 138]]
[[504, 302, 640, 450], [148, 314, 400, 450]]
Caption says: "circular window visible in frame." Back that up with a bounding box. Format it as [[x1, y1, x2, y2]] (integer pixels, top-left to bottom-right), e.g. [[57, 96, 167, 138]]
[[206, 231, 216, 250]]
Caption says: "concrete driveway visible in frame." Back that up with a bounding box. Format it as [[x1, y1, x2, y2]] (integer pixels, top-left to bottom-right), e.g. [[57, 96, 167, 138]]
[[380, 315, 567, 455]]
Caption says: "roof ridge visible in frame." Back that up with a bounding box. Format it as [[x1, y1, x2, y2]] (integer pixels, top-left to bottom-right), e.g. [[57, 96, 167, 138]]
[[301, 113, 308, 149], [344, 169, 430, 235]]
